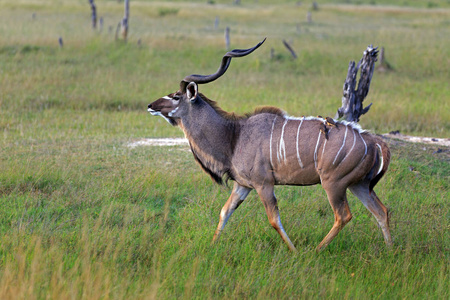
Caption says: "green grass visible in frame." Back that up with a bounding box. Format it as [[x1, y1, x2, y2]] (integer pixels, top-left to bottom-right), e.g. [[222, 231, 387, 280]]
[[0, 1, 449, 299]]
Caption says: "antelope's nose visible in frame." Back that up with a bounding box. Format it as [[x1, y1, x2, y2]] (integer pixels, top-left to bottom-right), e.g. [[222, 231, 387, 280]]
[[148, 103, 152, 109]]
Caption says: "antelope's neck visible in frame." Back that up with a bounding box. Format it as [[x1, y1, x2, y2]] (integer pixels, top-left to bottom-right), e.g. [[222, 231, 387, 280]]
[[179, 112, 239, 184]]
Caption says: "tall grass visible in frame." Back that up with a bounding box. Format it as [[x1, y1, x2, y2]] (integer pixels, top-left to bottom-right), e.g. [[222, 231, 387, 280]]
[[0, 1, 449, 299]]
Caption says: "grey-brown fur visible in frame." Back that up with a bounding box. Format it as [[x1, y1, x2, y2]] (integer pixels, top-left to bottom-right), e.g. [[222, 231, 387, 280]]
[[147, 40, 392, 252]]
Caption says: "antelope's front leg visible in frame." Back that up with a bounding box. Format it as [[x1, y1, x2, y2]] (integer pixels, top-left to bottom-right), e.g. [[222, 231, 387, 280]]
[[213, 182, 252, 243], [256, 185, 297, 252]]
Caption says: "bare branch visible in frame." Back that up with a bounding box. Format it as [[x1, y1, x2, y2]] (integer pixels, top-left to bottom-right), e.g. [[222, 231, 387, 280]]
[[282, 40, 297, 59], [336, 45, 378, 123]]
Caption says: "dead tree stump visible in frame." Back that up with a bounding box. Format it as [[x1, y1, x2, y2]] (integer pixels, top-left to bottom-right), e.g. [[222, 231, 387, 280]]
[[225, 27, 230, 50], [89, 0, 97, 29], [335, 45, 378, 123], [117, 0, 129, 41], [377, 47, 393, 72]]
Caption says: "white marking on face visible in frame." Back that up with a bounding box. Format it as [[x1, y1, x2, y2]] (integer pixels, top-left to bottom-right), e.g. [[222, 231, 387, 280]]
[[269, 116, 277, 168], [376, 143, 384, 176], [279, 119, 288, 164], [168, 106, 179, 117], [296, 117, 304, 168], [333, 125, 348, 165], [148, 110, 173, 125], [163, 96, 172, 100]]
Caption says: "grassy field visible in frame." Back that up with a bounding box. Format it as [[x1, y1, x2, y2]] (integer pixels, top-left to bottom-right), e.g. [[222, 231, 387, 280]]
[[0, 0, 449, 299]]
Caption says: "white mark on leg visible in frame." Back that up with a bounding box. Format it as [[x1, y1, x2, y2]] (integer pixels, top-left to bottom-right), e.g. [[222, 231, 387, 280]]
[[279, 119, 288, 164], [341, 128, 356, 163], [269, 116, 277, 168], [333, 125, 348, 165], [296, 117, 304, 168], [235, 185, 252, 201]]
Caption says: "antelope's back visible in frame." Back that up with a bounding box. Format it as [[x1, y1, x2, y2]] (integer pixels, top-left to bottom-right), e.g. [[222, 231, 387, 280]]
[[233, 113, 385, 187]]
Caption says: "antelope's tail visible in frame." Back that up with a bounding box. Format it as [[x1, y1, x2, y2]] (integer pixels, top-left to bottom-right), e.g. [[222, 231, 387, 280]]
[[369, 138, 391, 191]]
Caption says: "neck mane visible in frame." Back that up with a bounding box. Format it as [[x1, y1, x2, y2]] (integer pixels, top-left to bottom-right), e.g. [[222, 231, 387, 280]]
[[199, 93, 286, 121]]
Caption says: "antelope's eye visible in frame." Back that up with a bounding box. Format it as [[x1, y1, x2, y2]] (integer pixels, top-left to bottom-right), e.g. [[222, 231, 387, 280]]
[[172, 95, 180, 101]]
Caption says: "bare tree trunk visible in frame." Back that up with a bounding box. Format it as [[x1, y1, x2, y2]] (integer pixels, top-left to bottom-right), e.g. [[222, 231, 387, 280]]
[[335, 45, 378, 123], [89, 0, 97, 29], [377, 47, 393, 72], [121, 0, 129, 41], [306, 11, 312, 23], [214, 16, 219, 30], [225, 27, 230, 50]]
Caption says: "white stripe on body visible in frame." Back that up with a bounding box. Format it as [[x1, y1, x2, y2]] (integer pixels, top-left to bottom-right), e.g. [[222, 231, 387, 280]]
[[278, 119, 288, 164], [340, 127, 356, 163], [333, 125, 348, 165], [358, 131, 368, 164], [269, 116, 277, 168], [376, 143, 384, 176], [321, 128, 332, 162], [295, 117, 305, 168], [314, 131, 322, 168]]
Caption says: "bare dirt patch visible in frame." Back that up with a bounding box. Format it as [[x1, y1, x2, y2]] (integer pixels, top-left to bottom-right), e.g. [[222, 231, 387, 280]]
[[382, 132, 450, 147], [127, 138, 189, 148]]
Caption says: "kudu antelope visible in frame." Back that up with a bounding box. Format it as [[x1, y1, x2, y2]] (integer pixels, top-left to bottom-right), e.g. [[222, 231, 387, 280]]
[[148, 39, 392, 252]]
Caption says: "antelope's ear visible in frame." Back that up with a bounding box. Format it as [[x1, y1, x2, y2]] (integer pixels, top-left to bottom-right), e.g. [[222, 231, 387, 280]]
[[186, 82, 198, 102]]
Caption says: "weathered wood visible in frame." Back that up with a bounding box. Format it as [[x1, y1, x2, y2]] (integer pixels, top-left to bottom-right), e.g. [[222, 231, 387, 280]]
[[225, 27, 230, 50], [116, 0, 129, 41], [99, 17, 103, 32], [377, 47, 393, 72], [214, 16, 219, 30], [282, 40, 297, 59], [307, 11, 312, 23], [336, 45, 378, 123], [89, 0, 97, 29]]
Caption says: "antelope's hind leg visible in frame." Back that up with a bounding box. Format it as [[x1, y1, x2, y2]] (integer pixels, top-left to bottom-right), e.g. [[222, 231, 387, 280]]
[[213, 182, 252, 243], [316, 184, 353, 252], [256, 185, 297, 252], [349, 183, 392, 247]]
